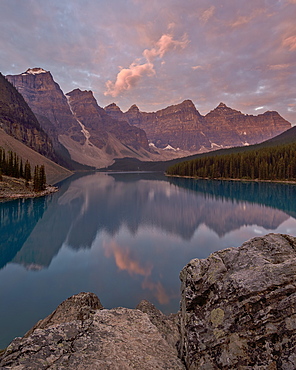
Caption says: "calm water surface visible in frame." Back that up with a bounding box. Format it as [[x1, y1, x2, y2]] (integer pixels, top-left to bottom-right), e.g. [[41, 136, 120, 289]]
[[1, 172, 296, 348]]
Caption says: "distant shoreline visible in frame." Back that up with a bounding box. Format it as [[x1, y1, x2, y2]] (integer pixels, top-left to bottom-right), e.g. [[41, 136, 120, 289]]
[[165, 173, 296, 185]]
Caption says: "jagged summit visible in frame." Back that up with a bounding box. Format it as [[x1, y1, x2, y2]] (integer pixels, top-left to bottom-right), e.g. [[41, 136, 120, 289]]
[[217, 102, 227, 108], [22, 68, 48, 76], [66, 88, 94, 99], [180, 99, 196, 107], [104, 102, 123, 112], [127, 104, 140, 112]]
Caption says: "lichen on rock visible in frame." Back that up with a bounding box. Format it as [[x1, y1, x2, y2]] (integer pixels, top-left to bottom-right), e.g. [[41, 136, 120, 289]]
[[179, 233, 296, 369]]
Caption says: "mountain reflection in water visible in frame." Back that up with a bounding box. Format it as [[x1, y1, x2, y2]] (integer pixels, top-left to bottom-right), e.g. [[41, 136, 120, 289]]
[[1, 172, 296, 349]]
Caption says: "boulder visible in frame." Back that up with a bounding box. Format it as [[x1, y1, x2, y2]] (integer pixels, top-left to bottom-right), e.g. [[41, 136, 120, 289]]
[[0, 293, 184, 369], [179, 233, 296, 369]]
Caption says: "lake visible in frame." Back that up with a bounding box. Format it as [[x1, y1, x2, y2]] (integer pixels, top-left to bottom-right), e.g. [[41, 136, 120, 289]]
[[1, 172, 296, 349]]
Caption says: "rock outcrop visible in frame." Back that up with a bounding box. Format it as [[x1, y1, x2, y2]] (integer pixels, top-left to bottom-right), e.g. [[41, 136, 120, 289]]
[[105, 101, 291, 152], [180, 233, 296, 369], [0, 293, 184, 370]]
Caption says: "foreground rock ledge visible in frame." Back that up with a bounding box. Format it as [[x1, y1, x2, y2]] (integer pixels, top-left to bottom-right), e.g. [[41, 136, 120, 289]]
[[0, 293, 183, 370], [1, 233, 296, 369], [180, 233, 296, 369]]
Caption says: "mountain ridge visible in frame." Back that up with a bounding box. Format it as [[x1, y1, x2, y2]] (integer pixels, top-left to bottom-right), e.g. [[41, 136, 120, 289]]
[[105, 99, 291, 151], [7, 69, 173, 168]]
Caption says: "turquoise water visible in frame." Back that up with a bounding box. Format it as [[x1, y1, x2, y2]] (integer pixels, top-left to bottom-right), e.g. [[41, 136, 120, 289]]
[[1, 172, 296, 349]]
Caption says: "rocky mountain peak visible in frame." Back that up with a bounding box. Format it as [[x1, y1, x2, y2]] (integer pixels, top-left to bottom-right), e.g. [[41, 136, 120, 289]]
[[217, 102, 227, 108], [67, 88, 95, 101], [127, 104, 140, 113], [179, 99, 196, 108], [104, 102, 123, 113], [0, 72, 55, 159]]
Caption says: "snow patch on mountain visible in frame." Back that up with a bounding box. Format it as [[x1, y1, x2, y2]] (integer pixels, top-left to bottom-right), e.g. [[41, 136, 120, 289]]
[[22, 68, 47, 76], [164, 145, 176, 151], [66, 95, 91, 145]]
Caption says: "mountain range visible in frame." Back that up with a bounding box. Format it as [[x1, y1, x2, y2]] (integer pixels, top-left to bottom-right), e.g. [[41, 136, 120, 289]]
[[1, 67, 293, 172], [105, 100, 290, 151]]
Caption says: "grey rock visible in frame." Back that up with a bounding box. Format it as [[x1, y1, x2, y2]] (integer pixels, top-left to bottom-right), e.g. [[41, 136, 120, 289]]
[[24, 292, 103, 337], [136, 299, 181, 349], [179, 233, 296, 369], [0, 293, 184, 369]]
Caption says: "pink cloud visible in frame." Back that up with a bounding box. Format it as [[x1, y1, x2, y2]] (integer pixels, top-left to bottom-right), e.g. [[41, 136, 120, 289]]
[[282, 35, 296, 51], [143, 33, 189, 62], [104, 33, 189, 97], [268, 64, 291, 70], [200, 6, 215, 23], [104, 62, 155, 97]]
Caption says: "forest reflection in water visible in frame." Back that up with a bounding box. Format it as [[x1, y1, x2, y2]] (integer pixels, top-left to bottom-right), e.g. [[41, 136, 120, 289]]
[[1, 172, 296, 349]]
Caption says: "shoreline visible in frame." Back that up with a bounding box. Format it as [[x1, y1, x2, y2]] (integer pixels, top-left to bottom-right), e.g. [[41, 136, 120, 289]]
[[165, 173, 296, 185], [0, 185, 58, 202], [0, 175, 58, 202]]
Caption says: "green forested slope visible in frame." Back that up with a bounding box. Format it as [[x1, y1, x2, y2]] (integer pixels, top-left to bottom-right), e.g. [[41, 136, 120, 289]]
[[166, 142, 296, 181]]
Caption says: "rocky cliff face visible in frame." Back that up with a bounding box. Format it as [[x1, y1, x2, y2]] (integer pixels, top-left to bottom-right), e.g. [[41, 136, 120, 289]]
[[105, 101, 291, 152], [1, 233, 296, 369], [180, 233, 296, 369], [6, 69, 153, 168], [6, 68, 84, 145], [0, 72, 54, 160], [66, 89, 149, 151], [203, 102, 291, 147]]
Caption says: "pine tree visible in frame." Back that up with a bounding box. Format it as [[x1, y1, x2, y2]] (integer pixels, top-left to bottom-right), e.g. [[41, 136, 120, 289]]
[[33, 165, 39, 191], [33, 165, 47, 191], [24, 160, 31, 185], [39, 165, 46, 190]]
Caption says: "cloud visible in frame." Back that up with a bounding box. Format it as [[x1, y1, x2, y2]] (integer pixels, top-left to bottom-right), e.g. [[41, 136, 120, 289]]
[[282, 35, 296, 51], [104, 33, 189, 97], [104, 62, 155, 97], [268, 64, 291, 70], [143, 33, 189, 63], [230, 15, 253, 28], [192, 65, 203, 70], [200, 6, 215, 23]]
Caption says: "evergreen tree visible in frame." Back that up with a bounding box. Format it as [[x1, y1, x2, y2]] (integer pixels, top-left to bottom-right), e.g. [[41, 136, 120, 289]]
[[39, 165, 46, 190], [24, 160, 31, 185], [33, 165, 39, 191], [33, 165, 47, 191]]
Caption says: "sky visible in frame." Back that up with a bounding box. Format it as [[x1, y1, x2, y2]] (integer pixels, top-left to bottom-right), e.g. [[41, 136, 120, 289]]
[[0, 0, 296, 124]]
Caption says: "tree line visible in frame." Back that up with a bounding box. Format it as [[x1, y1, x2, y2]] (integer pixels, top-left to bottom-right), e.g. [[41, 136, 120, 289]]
[[166, 142, 296, 181], [0, 147, 46, 191]]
